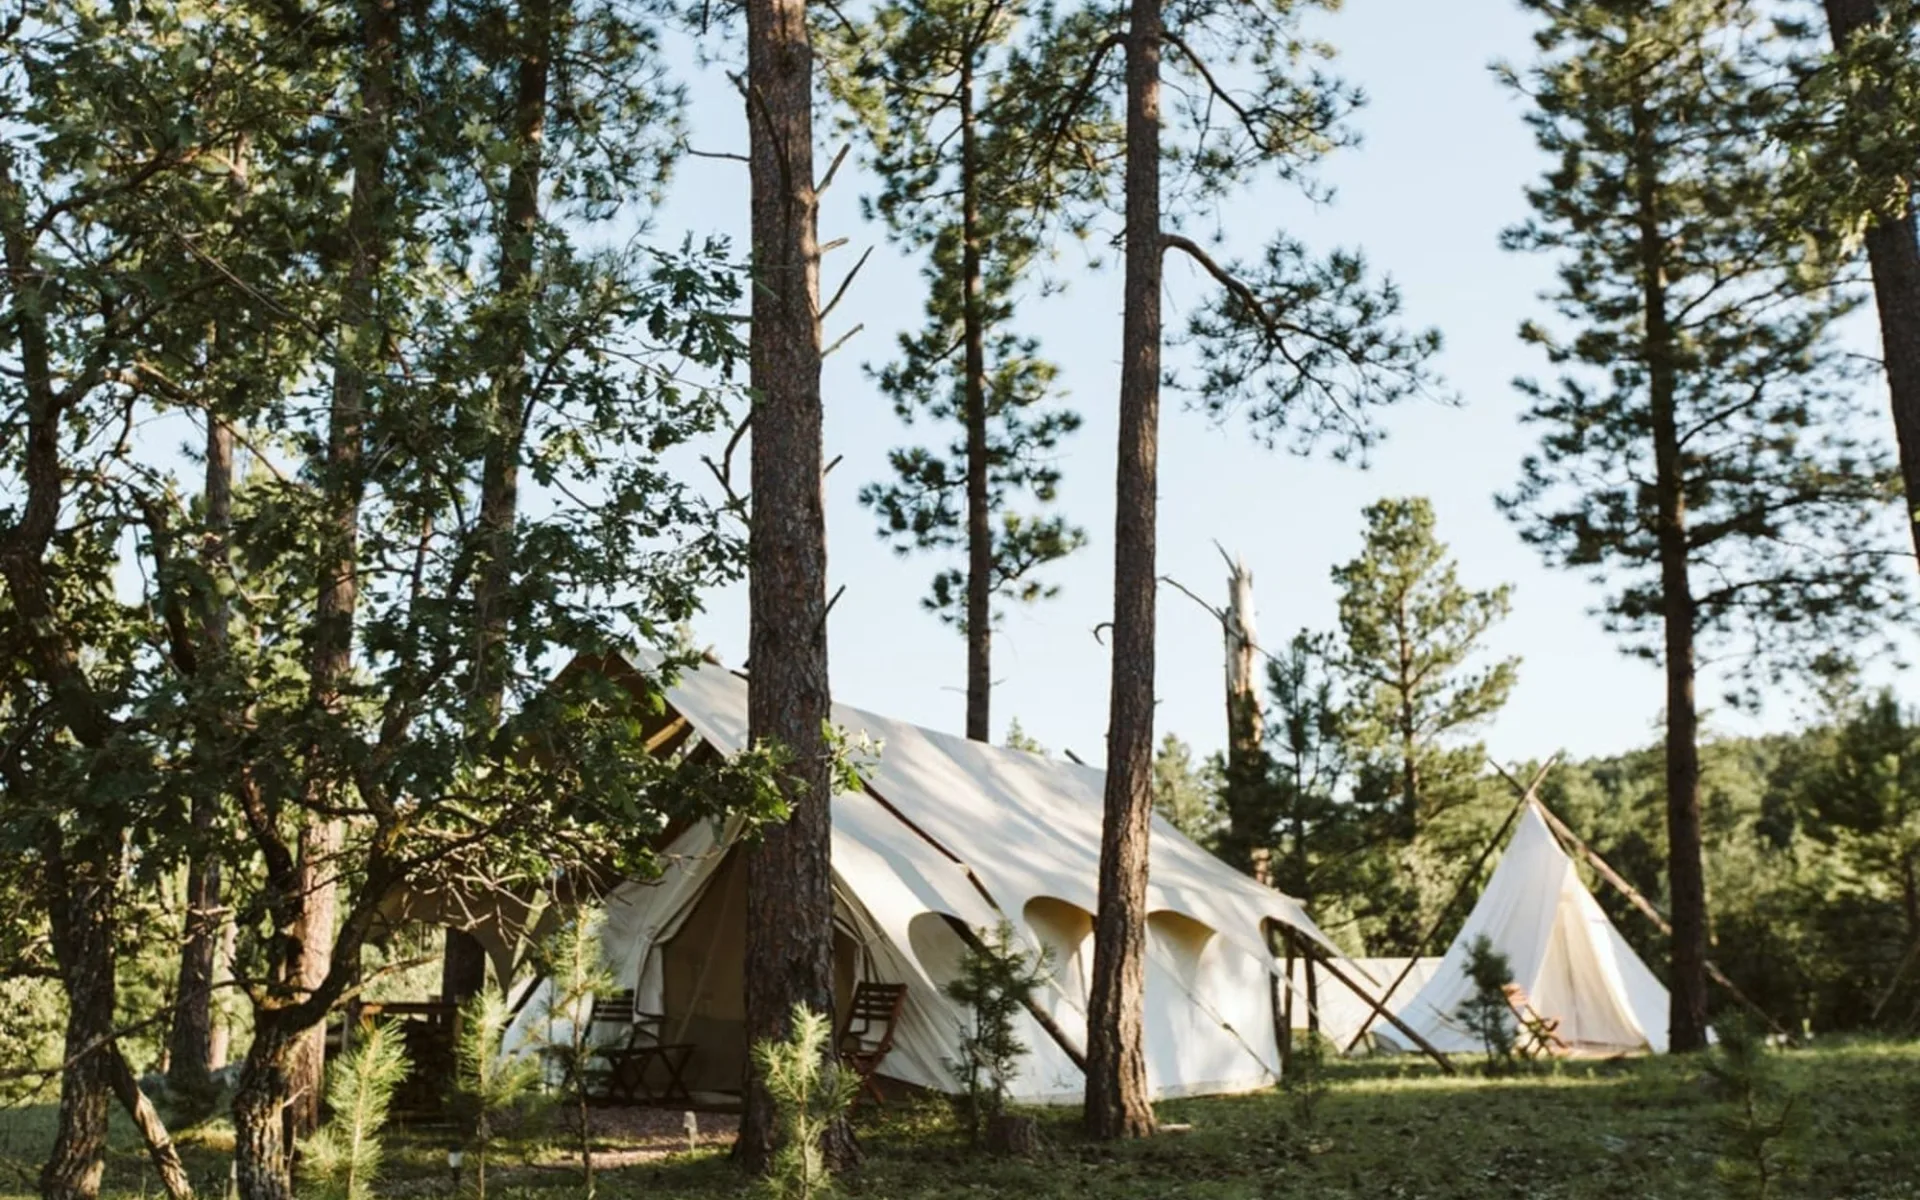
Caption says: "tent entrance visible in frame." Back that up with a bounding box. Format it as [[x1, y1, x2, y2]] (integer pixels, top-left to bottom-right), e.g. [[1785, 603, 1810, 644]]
[[649, 849, 863, 1097]]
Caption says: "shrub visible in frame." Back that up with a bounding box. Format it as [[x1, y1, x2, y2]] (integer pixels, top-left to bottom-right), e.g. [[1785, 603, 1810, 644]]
[[452, 986, 543, 1200], [752, 1003, 857, 1200], [941, 921, 1048, 1145], [1454, 934, 1517, 1069], [299, 1019, 409, 1200]]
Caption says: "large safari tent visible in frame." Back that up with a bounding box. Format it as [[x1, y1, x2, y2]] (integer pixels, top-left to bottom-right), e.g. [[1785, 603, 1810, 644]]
[[499, 653, 1390, 1104]]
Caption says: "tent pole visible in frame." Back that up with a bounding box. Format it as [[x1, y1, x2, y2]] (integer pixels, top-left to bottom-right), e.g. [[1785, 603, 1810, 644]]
[[1301, 940, 1455, 1074], [1493, 762, 1792, 1042], [1342, 756, 1557, 1052], [1277, 924, 1295, 1077]]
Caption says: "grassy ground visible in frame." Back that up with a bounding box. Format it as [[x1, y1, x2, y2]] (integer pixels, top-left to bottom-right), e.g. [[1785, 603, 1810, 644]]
[[3, 1039, 1917, 1199]]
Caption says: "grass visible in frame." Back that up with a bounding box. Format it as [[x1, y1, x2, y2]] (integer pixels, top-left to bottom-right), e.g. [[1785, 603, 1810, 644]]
[[4, 1039, 1918, 1199]]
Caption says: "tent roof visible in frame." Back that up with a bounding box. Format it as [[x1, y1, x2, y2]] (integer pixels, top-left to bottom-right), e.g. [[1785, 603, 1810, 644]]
[[618, 652, 1334, 968]]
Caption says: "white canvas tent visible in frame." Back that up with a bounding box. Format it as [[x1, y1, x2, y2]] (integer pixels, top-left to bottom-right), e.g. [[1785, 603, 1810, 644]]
[[1286, 958, 1441, 1044], [1380, 804, 1673, 1056], [504, 653, 1371, 1103]]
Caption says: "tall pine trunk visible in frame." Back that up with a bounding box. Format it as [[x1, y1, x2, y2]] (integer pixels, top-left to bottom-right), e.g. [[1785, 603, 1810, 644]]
[[235, 3, 397, 1188], [169, 417, 232, 1102], [1083, 0, 1161, 1140], [738, 0, 854, 1171], [1633, 99, 1710, 1053], [961, 55, 992, 743], [1822, 0, 1920, 566], [442, 0, 556, 1012]]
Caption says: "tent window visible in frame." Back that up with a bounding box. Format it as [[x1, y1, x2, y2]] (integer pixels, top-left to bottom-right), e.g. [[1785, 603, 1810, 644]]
[[906, 912, 970, 990], [1023, 897, 1095, 1006]]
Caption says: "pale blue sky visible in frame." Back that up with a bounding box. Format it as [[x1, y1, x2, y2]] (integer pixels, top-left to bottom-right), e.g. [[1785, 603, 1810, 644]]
[[654, 0, 1912, 767]]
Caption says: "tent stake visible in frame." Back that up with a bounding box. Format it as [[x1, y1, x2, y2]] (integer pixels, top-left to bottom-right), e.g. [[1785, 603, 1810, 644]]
[[1491, 762, 1792, 1042], [1343, 756, 1557, 1052]]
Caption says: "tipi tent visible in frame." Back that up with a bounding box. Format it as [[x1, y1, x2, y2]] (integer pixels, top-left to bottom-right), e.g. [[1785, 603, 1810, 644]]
[[1381, 804, 1673, 1056], [505, 653, 1363, 1103]]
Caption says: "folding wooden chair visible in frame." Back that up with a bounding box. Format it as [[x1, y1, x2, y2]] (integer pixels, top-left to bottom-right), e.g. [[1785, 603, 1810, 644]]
[[587, 991, 697, 1105], [837, 982, 908, 1107], [1502, 983, 1569, 1058]]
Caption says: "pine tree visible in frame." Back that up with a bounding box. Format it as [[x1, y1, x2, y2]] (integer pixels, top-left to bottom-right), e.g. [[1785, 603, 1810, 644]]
[[1499, 0, 1908, 1051], [1266, 631, 1350, 916], [1780, 1, 1920, 565], [1332, 497, 1518, 841], [453, 988, 542, 1200], [298, 1021, 410, 1200], [830, 0, 1102, 741], [1150, 735, 1223, 846], [1041, 0, 1443, 1138], [739, 0, 858, 1170], [539, 915, 615, 1200]]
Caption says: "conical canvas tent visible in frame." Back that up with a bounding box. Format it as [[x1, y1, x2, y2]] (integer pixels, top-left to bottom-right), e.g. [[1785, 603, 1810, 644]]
[[1380, 804, 1673, 1056], [504, 653, 1371, 1102]]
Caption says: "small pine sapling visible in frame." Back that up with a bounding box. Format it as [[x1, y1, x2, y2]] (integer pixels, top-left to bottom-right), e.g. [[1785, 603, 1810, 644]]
[[452, 986, 542, 1200], [1454, 935, 1518, 1070], [298, 1020, 410, 1200], [1283, 1029, 1330, 1133], [752, 1003, 858, 1200], [1708, 1020, 1798, 1200], [537, 913, 615, 1200], [941, 921, 1049, 1149]]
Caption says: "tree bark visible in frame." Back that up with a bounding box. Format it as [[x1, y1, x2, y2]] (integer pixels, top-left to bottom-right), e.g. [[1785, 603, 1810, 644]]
[[443, 0, 555, 1012], [738, 0, 854, 1172], [232, 1020, 303, 1200], [169, 417, 232, 1103], [40, 853, 115, 1200], [1633, 98, 1710, 1053], [106, 1046, 195, 1200], [1083, 0, 1161, 1141], [1822, 0, 1920, 567], [961, 52, 993, 744], [1220, 557, 1270, 877]]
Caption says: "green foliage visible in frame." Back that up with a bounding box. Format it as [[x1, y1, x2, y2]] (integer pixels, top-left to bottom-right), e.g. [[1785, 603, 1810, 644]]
[[942, 922, 1050, 1142], [1151, 735, 1223, 847], [1498, 0, 1907, 687], [452, 987, 544, 1200], [1333, 497, 1518, 839], [299, 1021, 410, 1200], [1281, 1030, 1330, 1131], [751, 1004, 859, 1200], [1003, 719, 1049, 757], [829, 0, 1095, 638], [1706, 1021, 1799, 1199], [1454, 935, 1518, 1069], [536, 913, 616, 1200]]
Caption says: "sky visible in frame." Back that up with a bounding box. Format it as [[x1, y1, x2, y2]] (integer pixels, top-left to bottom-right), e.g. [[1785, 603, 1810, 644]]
[[647, 0, 1913, 769]]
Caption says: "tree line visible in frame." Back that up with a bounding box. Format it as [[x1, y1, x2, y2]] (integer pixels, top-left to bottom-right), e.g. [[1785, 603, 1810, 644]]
[[3, 0, 1919, 1196]]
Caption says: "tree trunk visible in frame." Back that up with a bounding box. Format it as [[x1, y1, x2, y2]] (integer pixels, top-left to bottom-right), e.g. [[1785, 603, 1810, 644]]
[[441, 930, 490, 1006], [106, 1047, 195, 1200], [1083, 0, 1161, 1142], [738, 0, 854, 1172], [169, 416, 232, 1103], [1221, 556, 1269, 876], [280, 0, 398, 1157], [1634, 98, 1710, 1053], [1396, 590, 1419, 840], [445, 0, 555, 1010], [40, 854, 115, 1200], [232, 1019, 303, 1200], [961, 53, 993, 744], [1823, 0, 1920, 567]]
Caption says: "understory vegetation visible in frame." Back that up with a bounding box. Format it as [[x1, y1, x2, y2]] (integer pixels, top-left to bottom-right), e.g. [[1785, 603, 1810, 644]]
[[2, 1041, 1914, 1200]]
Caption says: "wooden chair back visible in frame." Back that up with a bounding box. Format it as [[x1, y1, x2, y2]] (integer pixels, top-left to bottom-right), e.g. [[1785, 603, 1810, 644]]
[[839, 982, 908, 1056]]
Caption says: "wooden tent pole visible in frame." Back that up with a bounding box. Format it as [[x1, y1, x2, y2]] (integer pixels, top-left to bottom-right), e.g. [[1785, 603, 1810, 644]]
[[1490, 762, 1791, 1041], [1341, 756, 1557, 1052], [1300, 938, 1455, 1074], [1267, 921, 1297, 1075]]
